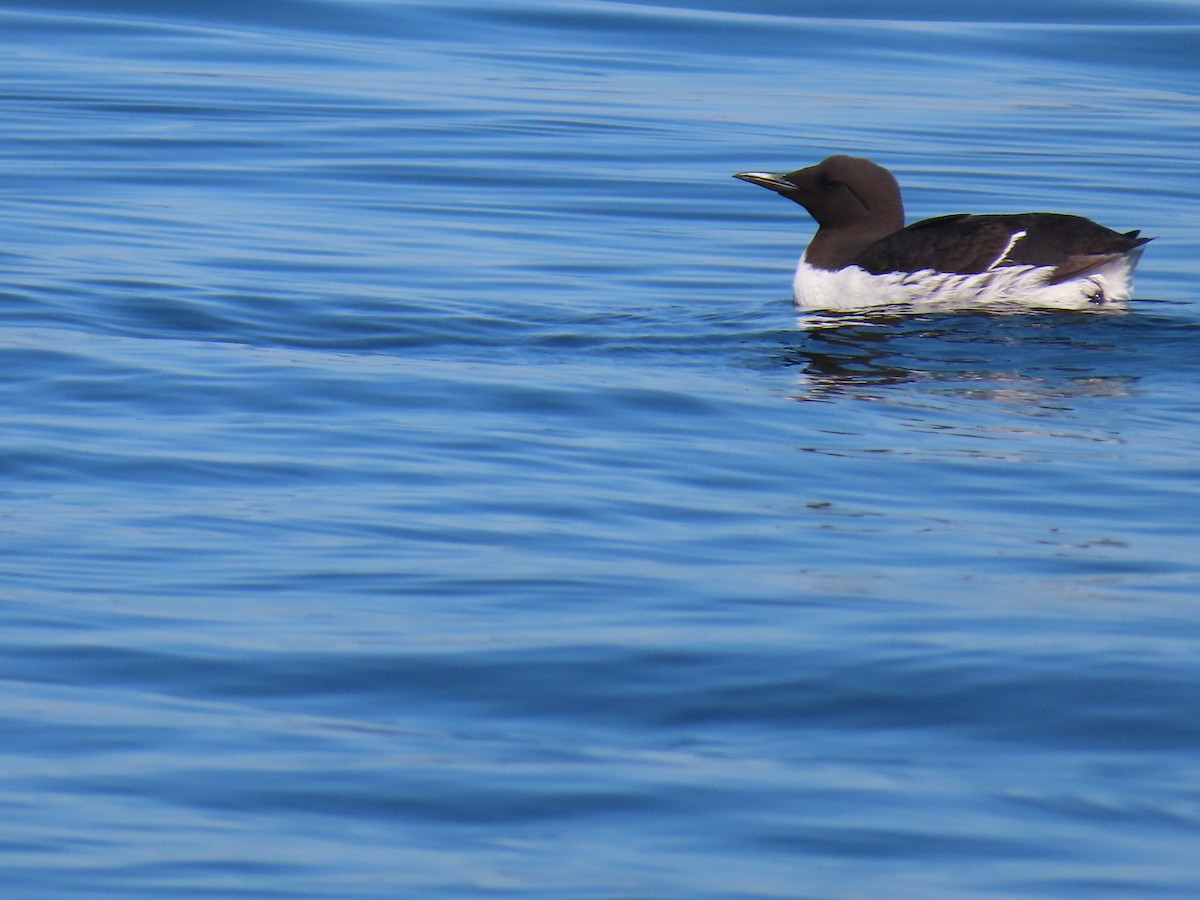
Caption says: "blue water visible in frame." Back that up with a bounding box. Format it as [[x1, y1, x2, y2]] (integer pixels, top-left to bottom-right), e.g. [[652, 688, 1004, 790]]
[[2, 1, 1199, 897]]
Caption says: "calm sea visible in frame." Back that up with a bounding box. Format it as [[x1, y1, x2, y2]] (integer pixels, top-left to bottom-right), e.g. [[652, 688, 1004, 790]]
[[1, 1, 1198, 897]]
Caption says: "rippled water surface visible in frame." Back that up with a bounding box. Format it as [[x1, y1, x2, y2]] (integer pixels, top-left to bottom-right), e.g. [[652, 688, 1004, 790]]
[[2, 1, 1199, 897]]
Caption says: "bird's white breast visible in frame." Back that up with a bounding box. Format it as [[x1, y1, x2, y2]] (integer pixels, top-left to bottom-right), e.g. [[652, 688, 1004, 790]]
[[792, 254, 1140, 312]]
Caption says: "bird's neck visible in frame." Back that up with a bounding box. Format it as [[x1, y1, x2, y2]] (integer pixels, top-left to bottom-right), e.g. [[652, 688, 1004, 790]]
[[804, 223, 899, 270]]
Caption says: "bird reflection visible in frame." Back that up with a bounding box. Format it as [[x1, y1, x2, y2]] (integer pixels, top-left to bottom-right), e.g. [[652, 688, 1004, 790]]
[[779, 307, 1141, 404]]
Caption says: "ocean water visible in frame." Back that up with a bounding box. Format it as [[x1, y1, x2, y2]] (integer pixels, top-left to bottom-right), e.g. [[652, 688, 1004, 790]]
[[1, 1, 1199, 897]]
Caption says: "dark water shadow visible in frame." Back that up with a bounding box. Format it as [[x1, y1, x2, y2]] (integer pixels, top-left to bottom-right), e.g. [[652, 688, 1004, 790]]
[[776, 300, 1200, 403]]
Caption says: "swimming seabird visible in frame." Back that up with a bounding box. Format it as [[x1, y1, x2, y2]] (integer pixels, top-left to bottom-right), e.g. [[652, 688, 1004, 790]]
[[735, 155, 1150, 310]]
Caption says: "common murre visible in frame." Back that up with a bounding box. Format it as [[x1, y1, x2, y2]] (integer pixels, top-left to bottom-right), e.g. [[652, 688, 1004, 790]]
[[735, 155, 1150, 311]]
